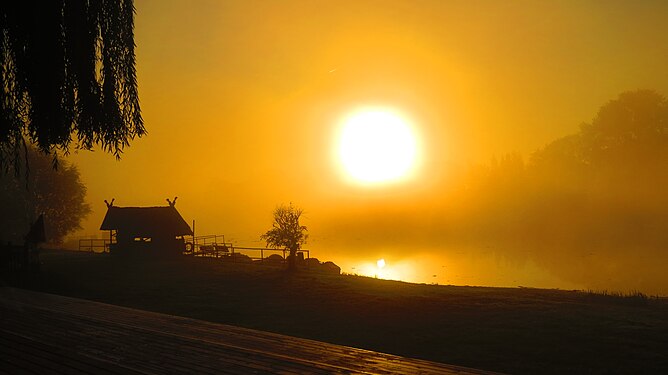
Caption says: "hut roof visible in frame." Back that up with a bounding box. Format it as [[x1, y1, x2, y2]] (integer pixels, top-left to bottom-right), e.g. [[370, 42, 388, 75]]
[[100, 206, 193, 237]]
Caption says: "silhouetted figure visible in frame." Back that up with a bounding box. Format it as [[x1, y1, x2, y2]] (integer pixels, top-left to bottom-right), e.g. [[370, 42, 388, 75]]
[[4, 214, 46, 271], [25, 214, 46, 245]]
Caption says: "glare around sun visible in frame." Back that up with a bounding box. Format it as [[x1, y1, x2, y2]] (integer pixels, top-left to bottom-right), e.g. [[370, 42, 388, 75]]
[[336, 109, 419, 185]]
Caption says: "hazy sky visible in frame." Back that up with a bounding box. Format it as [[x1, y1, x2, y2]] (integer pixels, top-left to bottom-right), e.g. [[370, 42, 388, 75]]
[[68, 0, 668, 292]]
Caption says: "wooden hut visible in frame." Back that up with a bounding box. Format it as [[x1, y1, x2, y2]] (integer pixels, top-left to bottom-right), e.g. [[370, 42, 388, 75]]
[[100, 198, 192, 256]]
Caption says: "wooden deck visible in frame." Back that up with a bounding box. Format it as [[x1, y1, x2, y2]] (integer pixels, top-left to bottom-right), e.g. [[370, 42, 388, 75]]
[[0, 287, 496, 374]]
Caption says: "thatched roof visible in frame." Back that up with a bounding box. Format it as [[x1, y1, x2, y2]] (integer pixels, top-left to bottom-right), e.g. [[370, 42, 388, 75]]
[[100, 206, 193, 237]]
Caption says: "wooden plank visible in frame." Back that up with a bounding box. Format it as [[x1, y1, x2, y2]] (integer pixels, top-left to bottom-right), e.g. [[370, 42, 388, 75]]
[[0, 328, 142, 374], [2, 314, 347, 375], [0, 287, 499, 374]]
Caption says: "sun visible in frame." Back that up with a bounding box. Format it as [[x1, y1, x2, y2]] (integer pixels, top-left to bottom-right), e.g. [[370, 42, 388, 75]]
[[336, 109, 419, 185]]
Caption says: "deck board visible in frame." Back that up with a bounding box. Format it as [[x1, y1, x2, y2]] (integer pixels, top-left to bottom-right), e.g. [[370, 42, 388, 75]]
[[0, 287, 496, 374]]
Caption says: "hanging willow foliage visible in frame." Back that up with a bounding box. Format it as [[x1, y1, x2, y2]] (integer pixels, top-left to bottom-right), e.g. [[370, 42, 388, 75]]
[[0, 0, 144, 174]]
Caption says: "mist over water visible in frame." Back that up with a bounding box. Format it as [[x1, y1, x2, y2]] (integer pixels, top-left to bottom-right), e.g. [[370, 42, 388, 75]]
[[327, 245, 667, 296], [331, 248, 583, 290], [314, 91, 668, 296]]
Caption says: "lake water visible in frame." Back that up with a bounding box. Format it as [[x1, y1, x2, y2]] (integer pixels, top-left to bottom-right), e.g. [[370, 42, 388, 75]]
[[321, 245, 668, 296]]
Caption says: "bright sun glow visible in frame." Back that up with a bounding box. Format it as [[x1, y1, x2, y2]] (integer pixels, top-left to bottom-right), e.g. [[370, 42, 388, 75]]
[[350, 258, 418, 282], [337, 109, 418, 184]]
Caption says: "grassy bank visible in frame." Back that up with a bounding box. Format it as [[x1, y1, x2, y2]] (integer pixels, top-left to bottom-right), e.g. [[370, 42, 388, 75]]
[[3, 249, 667, 374]]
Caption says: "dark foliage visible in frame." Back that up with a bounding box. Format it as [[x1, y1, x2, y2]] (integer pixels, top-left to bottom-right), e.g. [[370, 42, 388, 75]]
[[439, 90, 668, 291], [0, 146, 91, 244], [0, 0, 144, 173]]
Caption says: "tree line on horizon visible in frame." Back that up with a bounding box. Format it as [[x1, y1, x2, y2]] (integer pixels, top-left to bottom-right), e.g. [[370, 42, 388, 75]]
[[441, 89, 668, 291], [455, 89, 667, 250]]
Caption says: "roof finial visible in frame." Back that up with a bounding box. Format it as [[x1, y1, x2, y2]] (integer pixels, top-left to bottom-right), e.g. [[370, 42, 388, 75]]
[[167, 196, 178, 207], [104, 198, 115, 208]]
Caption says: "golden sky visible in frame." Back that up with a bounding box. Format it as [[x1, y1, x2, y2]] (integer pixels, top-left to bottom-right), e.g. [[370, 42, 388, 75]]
[[68, 0, 668, 293]]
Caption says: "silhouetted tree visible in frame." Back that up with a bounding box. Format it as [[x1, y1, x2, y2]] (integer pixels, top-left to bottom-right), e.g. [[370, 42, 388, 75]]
[[0, 146, 91, 244], [0, 0, 144, 174], [261, 203, 308, 271], [440, 90, 668, 250], [580, 90, 668, 167], [502, 89, 668, 247], [530, 90, 668, 198]]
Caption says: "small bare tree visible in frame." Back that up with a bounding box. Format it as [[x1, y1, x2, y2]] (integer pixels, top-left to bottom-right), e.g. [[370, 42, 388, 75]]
[[261, 203, 308, 271]]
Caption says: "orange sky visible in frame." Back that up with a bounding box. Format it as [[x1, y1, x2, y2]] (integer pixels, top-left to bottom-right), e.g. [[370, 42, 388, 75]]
[[67, 0, 668, 293]]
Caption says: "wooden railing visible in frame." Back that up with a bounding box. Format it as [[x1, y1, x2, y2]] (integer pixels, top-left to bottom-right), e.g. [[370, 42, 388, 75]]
[[188, 235, 309, 262], [76, 234, 311, 262], [78, 239, 112, 253]]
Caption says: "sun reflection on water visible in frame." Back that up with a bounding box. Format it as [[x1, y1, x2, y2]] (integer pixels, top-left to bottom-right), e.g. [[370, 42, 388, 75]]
[[334, 250, 587, 291], [353, 258, 420, 282]]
